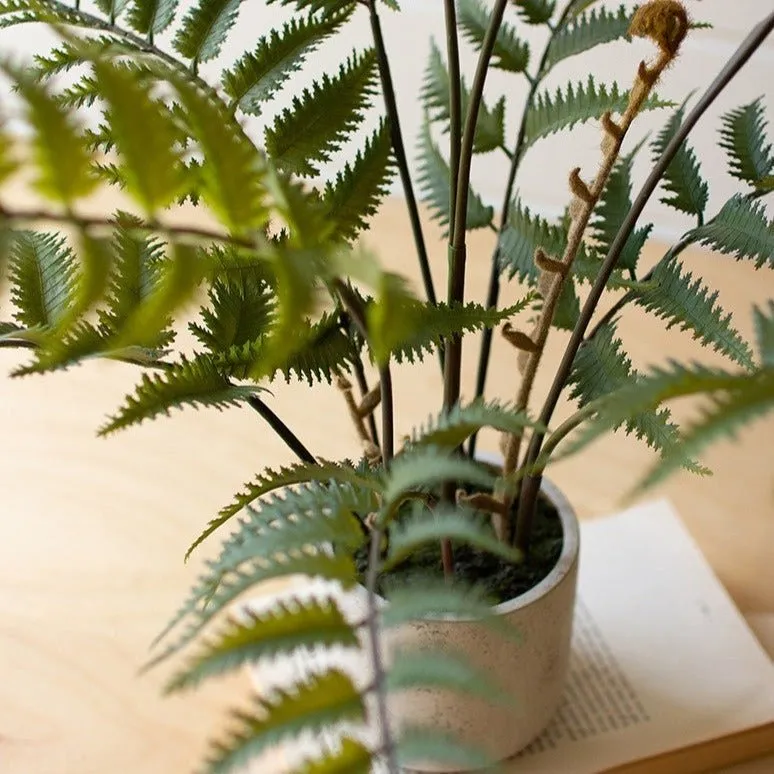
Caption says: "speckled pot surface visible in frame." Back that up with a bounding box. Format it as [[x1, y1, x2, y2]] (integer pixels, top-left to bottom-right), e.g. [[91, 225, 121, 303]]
[[386, 477, 580, 772]]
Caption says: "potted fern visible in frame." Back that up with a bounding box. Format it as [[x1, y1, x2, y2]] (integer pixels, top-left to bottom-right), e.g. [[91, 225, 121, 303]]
[[0, 0, 773, 771]]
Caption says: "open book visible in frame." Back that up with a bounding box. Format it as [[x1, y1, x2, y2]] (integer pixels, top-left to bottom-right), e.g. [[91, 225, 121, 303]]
[[506, 500, 774, 773]]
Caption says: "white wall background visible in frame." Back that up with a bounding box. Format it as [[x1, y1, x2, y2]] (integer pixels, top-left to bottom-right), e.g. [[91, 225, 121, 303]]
[[1, 0, 772, 240]]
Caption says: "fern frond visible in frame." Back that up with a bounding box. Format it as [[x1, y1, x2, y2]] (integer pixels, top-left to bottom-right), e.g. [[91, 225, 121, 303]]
[[33, 36, 121, 78], [265, 49, 377, 177], [165, 599, 357, 692], [323, 122, 396, 242], [591, 147, 653, 273], [173, 0, 242, 64], [719, 98, 774, 192], [9, 232, 77, 330], [99, 354, 260, 435], [295, 738, 372, 774], [754, 301, 774, 366], [202, 671, 364, 774], [512, 0, 555, 25], [457, 0, 529, 73], [222, 8, 352, 115], [632, 259, 753, 368], [190, 461, 378, 558], [652, 97, 708, 220], [688, 194, 774, 269], [416, 119, 493, 236], [410, 399, 541, 449], [1, 61, 96, 203], [525, 76, 672, 148], [94, 60, 186, 212], [95, 0, 129, 23], [569, 324, 701, 466], [383, 504, 521, 572], [0, 0, 84, 29], [546, 4, 631, 70], [390, 299, 531, 364], [127, 0, 180, 37], [421, 42, 506, 153]]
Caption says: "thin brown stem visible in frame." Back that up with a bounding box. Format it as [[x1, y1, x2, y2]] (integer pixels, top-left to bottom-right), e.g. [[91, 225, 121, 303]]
[[517, 8, 774, 543], [247, 395, 316, 465], [444, 0, 462, 240]]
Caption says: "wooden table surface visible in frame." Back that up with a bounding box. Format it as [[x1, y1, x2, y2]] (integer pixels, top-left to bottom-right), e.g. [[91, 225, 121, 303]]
[[1, 197, 773, 774]]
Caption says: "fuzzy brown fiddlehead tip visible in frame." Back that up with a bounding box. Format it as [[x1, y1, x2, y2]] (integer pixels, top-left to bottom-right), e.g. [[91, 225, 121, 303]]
[[629, 0, 689, 59]]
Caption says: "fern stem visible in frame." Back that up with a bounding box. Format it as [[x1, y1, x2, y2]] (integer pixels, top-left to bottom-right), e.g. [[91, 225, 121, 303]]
[[352, 353, 380, 447], [585, 234, 694, 342], [365, 526, 398, 774], [444, 0, 462, 241], [367, 0, 437, 313], [517, 7, 774, 541], [246, 395, 316, 464]]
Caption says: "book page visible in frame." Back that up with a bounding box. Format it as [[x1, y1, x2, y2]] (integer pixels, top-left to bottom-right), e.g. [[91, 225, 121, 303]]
[[503, 500, 774, 773]]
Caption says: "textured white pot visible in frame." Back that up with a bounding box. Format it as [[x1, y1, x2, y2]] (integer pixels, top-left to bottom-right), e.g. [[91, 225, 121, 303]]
[[387, 477, 580, 772]]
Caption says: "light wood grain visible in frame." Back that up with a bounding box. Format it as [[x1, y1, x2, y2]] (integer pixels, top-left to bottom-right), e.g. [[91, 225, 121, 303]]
[[1, 196, 772, 774]]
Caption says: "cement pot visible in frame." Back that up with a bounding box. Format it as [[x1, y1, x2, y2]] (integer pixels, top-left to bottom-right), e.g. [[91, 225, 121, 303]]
[[246, 476, 579, 772]]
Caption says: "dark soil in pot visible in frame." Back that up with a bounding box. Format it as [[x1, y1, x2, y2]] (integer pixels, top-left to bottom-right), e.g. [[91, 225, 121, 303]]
[[355, 493, 563, 604]]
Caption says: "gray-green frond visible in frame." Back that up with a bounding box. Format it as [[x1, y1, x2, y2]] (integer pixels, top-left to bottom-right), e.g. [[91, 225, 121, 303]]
[[265, 49, 378, 177], [525, 75, 672, 149], [652, 97, 709, 221], [165, 598, 358, 692], [98, 355, 261, 435], [632, 259, 754, 369], [201, 671, 364, 774], [421, 42, 506, 154], [322, 121, 396, 242], [173, 0, 243, 65], [410, 399, 542, 449], [0, 0, 84, 30], [754, 300, 774, 366], [127, 0, 180, 37], [545, 4, 632, 71], [512, 0, 555, 26], [192, 460, 378, 559], [457, 0, 530, 73], [416, 119, 493, 236], [719, 98, 774, 192], [221, 7, 352, 115], [95, 0, 129, 23], [591, 147, 653, 273], [688, 194, 774, 269]]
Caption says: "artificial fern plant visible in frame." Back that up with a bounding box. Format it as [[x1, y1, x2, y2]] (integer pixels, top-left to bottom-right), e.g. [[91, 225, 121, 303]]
[[0, 0, 773, 771]]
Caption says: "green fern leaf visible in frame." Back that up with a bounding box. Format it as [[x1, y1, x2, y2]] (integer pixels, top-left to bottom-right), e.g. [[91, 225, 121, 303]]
[[383, 447, 494, 514], [98, 354, 261, 435], [632, 259, 753, 368], [525, 76, 672, 149], [202, 671, 364, 774], [173, 0, 242, 64], [753, 301, 774, 367], [166, 598, 357, 692], [457, 0, 529, 73], [546, 4, 631, 70], [94, 60, 186, 212], [416, 120, 493, 236], [267, 0, 354, 12], [397, 726, 493, 771], [2, 62, 96, 203], [383, 504, 522, 572], [652, 97, 708, 220], [512, 0, 555, 25], [127, 0, 180, 36], [410, 399, 541, 449], [323, 122, 396, 242], [719, 98, 774, 191], [190, 460, 378, 559], [390, 299, 531, 365], [222, 8, 352, 115], [637, 366, 774, 491], [0, 0, 84, 29], [95, 0, 129, 22], [0, 321, 24, 339], [688, 195, 774, 269], [294, 738, 372, 774], [33, 36, 122, 78], [265, 49, 377, 176], [591, 147, 653, 273], [569, 324, 699, 464], [9, 232, 77, 331], [421, 42, 506, 153]]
